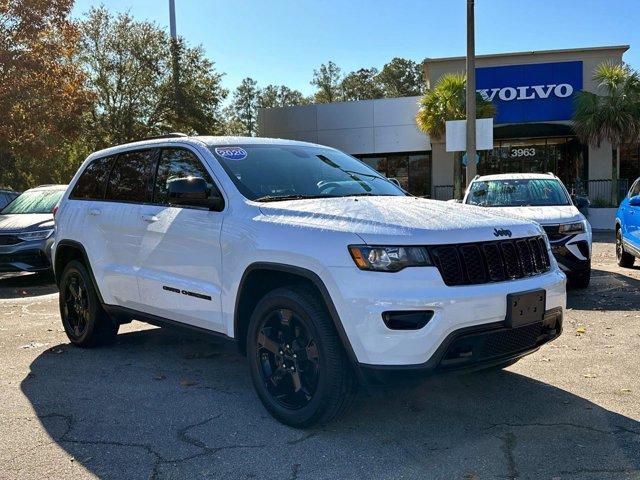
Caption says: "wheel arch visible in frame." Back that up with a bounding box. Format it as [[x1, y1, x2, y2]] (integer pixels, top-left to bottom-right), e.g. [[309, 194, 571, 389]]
[[54, 240, 105, 304], [234, 262, 358, 366]]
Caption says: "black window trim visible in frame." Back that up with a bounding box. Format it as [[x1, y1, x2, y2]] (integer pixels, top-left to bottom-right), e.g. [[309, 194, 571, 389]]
[[69, 144, 226, 211]]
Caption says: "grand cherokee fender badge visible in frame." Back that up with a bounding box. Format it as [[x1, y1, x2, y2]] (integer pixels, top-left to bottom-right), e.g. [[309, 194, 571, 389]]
[[493, 228, 512, 238]]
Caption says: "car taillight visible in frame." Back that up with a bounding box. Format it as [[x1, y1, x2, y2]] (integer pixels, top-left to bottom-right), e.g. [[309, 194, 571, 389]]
[[52, 205, 59, 219]]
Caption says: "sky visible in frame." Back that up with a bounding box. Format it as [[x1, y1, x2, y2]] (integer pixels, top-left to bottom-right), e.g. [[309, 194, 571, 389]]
[[71, 0, 640, 96]]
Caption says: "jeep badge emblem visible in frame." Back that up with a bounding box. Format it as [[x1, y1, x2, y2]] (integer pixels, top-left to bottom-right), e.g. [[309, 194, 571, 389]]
[[493, 228, 512, 238]]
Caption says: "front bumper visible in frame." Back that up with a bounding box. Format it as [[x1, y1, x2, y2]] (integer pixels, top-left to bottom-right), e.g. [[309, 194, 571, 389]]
[[322, 265, 566, 368], [359, 307, 562, 384], [549, 235, 591, 274], [0, 237, 53, 272]]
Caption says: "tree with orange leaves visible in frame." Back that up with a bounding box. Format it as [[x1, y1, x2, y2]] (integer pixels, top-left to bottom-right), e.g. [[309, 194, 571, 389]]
[[0, 0, 92, 190]]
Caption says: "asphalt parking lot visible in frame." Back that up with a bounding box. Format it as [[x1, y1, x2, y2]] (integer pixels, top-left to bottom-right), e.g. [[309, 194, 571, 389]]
[[0, 231, 639, 480]]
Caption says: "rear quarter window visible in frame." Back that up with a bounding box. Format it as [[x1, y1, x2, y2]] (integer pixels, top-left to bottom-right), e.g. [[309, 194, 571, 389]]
[[70, 156, 115, 200]]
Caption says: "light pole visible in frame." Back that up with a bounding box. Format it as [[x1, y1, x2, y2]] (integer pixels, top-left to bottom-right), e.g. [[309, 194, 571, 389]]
[[169, 0, 181, 120], [465, 0, 477, 186]]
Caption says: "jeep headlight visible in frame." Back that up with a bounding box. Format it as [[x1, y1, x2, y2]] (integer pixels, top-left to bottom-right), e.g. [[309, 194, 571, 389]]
[[17, 229, 54, 241], [558, 221, 586, 234], [348, 245, 432, 272]]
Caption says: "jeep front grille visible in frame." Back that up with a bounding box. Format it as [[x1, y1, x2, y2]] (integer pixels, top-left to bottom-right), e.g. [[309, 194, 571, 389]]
[[429, 236, 550, 286]]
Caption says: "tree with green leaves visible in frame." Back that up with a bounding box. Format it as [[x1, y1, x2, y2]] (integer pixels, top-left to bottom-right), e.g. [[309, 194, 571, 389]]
[[78, 7, 227, 149], [341, 68, 384, 101], [311, 61, 343, 103], [228, 77, 260, 136], [0, 0, 92, 190], [378, 57, 425, 98], [573, 61, 640, 203], [416, 73, 495, 198], [258, 85, 310, 109]]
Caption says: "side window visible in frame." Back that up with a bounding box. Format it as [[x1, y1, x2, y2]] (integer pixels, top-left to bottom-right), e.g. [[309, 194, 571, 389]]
[[70, 156, 115, 200], [629, 179, 640, 198], [153, 148, 217, 205], [105, 149, 157, 203]]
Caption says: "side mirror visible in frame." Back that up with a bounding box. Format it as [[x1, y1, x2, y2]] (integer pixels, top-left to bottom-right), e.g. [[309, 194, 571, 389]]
[[629, 195, 640, 207], [572, 195, 590, 209], [447, 199, 462, 203], [388, 178, 401, 188], [167, 177, 224, 211]]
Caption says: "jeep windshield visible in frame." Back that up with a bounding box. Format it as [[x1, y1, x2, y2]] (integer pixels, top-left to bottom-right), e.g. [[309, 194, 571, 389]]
[[466, 179, 571, 207], [1, 188, 64, 214], [209, 144, 405, 201]]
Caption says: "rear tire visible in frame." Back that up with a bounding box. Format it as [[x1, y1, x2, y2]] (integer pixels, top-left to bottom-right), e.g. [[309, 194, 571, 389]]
[[59, 260, 118, 347], [616, 229, 635, 268], [247, 285, 358, 428]]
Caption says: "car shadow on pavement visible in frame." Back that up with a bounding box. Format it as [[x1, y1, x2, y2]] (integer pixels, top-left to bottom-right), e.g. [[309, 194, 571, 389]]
[[0, 272, 57, 299], [19, 326, 640, 480], [567, 267, 640, 311]]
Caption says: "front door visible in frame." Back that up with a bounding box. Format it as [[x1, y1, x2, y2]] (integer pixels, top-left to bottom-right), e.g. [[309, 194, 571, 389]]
[[136, 147, 225, 332]]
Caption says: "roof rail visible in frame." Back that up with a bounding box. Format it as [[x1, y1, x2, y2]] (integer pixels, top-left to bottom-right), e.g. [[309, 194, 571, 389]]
[[144, 132, 189, 140]]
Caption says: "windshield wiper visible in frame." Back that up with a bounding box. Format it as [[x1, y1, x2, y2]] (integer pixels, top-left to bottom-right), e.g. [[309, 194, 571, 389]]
[[341, 170, 379, 179], [254, 194, 335, 202], [338, 193, 389, 198]]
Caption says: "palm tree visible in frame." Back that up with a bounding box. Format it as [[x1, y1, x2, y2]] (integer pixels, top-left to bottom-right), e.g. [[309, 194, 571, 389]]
[[573, 62, 640, 204], [416, 73, 495, 198]]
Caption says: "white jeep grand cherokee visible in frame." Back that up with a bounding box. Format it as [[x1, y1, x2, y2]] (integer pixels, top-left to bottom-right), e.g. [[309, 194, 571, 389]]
[[53, 136, 566, 427]]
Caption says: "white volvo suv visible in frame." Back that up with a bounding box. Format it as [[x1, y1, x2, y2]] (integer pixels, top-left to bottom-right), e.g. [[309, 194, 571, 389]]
[[53, 136, 566, 427]]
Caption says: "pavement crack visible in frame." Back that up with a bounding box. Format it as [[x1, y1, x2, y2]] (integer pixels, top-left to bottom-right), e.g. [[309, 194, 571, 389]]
[[485, 421, 630, 436], [287, 431, 318, 445], [289, 463, 300, 480], [499, 432, 518, 480]]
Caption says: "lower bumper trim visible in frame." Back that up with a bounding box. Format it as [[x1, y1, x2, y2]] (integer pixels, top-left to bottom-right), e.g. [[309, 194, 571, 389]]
[[358, 307, 563, 386]]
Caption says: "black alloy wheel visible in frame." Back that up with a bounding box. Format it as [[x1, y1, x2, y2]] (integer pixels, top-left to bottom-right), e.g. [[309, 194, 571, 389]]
[[59, 260, 118, 347], [256, 308, 320, 410], [63, 271, 90, 340], [247, 286, 357, 428]]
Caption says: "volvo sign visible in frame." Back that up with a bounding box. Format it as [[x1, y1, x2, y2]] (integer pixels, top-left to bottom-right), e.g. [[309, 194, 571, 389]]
[[476, 61, 583, 124]]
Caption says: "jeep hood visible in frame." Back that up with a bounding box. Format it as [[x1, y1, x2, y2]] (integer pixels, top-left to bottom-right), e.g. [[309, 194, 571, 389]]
[[0, 214, 54, 232], [258, 196, 542, 244], [482, 205, 585, 226]]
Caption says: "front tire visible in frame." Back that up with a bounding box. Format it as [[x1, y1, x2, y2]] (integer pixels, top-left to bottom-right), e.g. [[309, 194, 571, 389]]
[[59, 260, 118, 347], [247, 285, 358, 428], [616, 229, 635, 268], [568, 262, 591, 289]]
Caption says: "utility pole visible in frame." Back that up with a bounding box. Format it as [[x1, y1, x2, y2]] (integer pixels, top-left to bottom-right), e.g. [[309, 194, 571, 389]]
[[465, 0, 477, 186], [169, 0, 181, 121]]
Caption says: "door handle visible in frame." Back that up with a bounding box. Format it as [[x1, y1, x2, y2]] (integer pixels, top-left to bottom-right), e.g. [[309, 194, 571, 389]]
[[141, 214, 159, 223], [88, 208, 102, 216]]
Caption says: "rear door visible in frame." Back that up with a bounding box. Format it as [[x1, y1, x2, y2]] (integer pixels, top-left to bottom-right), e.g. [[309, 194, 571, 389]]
[[135, 146, 225, 332], [81, 149, 157, 308]]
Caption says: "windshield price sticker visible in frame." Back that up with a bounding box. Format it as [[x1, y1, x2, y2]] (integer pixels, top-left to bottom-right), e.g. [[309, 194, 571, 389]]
[[215, 147, 247, 160]]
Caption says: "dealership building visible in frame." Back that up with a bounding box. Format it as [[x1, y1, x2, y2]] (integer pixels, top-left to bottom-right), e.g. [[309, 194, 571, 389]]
[[258, 45, 637, 211]]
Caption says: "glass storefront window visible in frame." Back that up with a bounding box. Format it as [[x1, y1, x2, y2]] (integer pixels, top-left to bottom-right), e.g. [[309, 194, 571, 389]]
[[357, 152, 431, 197], [621, 144, 640, 184], [479, 137, 585, 187]]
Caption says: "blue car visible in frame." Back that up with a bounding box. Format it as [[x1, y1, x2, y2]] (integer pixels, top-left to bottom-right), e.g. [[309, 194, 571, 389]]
[[616, 177, 640, 267]]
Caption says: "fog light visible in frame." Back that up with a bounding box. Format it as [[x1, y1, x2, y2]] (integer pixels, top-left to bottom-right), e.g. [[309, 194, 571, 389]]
[[382, 311, 434, 330]]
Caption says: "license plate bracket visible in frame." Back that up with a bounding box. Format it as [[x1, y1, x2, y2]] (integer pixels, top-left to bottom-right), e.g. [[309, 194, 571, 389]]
[[506, 289, 546, 328]]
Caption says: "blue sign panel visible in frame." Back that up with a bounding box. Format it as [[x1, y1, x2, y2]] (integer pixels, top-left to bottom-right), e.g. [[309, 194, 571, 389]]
[[476, 61, 583, 124]]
